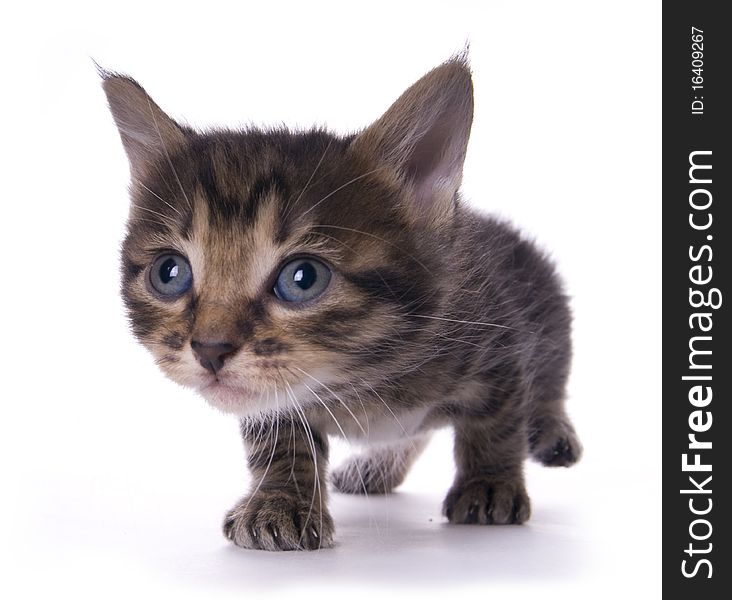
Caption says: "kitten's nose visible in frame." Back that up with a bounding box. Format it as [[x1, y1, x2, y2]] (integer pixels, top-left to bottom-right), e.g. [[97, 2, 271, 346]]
[[191, 340, 238, 374]]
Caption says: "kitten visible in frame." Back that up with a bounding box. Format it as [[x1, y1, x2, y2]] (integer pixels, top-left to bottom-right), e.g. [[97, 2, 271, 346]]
[[103, 56, 581, 551]]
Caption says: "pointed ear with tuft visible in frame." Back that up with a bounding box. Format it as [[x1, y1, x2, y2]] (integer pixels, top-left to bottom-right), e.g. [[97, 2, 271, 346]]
[[350, 57, 474, 226], [101, 72, 187, 179]]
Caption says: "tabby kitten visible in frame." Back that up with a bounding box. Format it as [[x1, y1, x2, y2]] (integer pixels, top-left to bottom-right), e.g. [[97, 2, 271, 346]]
[[104, 56, 581, 551]]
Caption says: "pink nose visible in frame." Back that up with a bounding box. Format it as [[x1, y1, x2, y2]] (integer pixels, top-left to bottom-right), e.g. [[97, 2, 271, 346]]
[[190, 340, 238, 374]]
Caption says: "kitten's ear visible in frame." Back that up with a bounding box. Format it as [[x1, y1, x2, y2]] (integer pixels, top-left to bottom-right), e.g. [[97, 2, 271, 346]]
[[351, 56, 474, 225], [100, 71, 186, 177]]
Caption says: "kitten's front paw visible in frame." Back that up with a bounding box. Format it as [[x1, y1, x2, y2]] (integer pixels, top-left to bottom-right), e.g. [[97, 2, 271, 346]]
[[443, 477, 531, 525], [223, 491, 334, 551]]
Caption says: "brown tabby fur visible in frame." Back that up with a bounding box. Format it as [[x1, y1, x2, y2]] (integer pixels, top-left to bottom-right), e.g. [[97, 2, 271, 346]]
[[104, 55, 581, 551]]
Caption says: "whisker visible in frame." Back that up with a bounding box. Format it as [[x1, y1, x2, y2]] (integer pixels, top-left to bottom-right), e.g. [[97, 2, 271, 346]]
[[132, 204, 180, 226], [399, 314, 516, 330], [294, 375, 372, 499], [299, 168, 383, 217], [309, 224, 431, 274], [241, 391, 280, 517], [145, 95, 193, 212], [360, 380, 411, 440], [293, 366, 367, 437], [350, 383, 370, 438], [281, 377, 323, 549], [127, 216, 169, 227], [285, 408, 300, 492], [306, 232, 400, 305], [283, 139, 333, 219], [135, 179, 184, 218]]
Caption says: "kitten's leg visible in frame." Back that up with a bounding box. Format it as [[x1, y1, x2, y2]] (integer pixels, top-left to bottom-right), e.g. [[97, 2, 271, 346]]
[[331, 433, 431, 494], [444, 411, 531, 525], [527, 348, 582, 467], [223, 418, 334, 551]]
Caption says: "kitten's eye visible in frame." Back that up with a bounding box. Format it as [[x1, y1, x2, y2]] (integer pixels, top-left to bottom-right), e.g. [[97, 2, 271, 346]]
[[149, 254, 193, 297], [274, 258, 331, 304]]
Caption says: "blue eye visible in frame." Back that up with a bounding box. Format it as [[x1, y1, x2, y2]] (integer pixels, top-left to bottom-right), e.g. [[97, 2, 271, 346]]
[[149, 254, 193, 297], [274, 258, 331, 303]]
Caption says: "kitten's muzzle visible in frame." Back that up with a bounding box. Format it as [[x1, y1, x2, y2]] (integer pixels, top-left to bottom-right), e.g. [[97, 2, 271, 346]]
[[191, 340, 239, 374]]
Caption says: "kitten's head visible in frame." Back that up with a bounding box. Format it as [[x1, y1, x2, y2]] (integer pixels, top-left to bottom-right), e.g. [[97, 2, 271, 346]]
[[104, 57, 473, 416]]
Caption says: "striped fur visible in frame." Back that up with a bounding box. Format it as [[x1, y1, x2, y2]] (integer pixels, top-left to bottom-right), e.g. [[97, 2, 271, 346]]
[[104, 56, 581, 551]]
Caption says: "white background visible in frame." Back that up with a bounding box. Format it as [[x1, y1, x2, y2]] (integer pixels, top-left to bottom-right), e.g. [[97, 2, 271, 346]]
[[1, 1, 660, 598]]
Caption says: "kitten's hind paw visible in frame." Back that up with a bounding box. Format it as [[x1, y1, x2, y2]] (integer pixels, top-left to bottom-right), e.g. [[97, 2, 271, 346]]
[[223, 491, 334, 551], [443, 477, 531, 525], [331, 436, 429, 495], [530, 418, 583, 467], [331, 455, 403, 494]]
